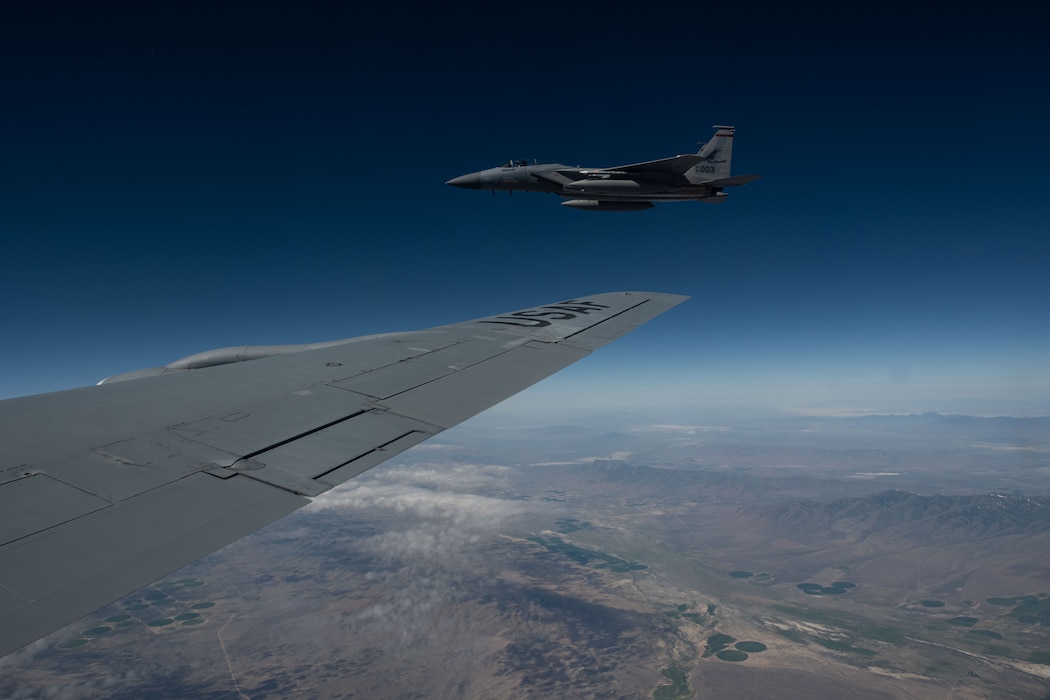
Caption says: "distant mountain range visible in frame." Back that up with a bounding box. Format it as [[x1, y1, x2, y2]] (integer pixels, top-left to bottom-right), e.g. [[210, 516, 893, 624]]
[[770, 490, 1050, 541], [849, 412, 1050, 437]]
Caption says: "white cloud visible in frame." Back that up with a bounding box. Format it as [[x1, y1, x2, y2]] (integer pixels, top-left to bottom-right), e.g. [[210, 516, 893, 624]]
[[531, 450, 632, 466], [633, 424, 730, 434], [305, 461, 548, 643], [361, 462, 515, 491]]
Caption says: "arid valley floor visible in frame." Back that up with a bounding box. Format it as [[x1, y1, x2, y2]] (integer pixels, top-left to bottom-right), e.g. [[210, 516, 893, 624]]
[[4, 410, 1049, 699]]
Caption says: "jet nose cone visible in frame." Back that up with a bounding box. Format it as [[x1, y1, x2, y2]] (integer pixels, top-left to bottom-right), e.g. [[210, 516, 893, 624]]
[[446, 173, 483, 189]]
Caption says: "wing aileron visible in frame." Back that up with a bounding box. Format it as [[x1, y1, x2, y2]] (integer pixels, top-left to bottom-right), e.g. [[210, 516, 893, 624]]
[[225, 410, 439, 496]]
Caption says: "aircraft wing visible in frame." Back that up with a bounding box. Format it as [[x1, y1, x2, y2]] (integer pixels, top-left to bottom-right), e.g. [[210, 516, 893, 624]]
[[0, 291, 687, 657], [555, 154, 707, 182], [610, 153, 709, 177]]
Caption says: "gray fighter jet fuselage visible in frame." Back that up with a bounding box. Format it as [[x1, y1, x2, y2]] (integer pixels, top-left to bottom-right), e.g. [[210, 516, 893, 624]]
[[446, 126, 759, 211]]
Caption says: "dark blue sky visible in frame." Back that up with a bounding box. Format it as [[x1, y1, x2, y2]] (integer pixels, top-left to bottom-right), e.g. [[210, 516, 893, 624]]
[[2, 3, 1048, 414]]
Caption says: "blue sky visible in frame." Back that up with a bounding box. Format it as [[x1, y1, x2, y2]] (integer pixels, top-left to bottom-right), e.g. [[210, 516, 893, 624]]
[[2, 3, 1048, 415]]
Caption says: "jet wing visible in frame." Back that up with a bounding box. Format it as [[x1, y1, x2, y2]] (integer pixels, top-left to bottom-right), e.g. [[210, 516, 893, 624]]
[[610, 153, 709, 176], [0, 291, 687, 656], [554, 154, 707, 182]]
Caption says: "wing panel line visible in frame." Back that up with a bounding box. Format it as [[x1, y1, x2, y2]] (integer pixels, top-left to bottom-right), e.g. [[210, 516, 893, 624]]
[[237, 408, 371, 461], [559, 298, 650, 342]]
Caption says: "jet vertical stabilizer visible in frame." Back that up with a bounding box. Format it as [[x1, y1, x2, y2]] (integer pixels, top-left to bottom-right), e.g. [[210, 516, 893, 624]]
[[687, 125, 736, 184]]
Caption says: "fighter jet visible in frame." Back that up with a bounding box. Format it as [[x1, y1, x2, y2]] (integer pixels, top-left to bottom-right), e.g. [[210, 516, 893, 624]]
[[446, 125, 759, 211]]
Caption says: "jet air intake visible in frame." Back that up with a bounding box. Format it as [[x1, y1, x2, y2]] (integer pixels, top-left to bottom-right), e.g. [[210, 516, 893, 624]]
[[561, 199, 654, 211]]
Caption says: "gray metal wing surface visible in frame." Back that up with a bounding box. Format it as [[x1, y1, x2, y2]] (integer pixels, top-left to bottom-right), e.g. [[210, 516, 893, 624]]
[[0, 290, 687, 656], [611, 154, 709, 177]]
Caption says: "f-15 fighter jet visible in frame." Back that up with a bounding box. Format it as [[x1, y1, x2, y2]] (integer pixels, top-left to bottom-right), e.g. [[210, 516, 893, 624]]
[[446, 125, 759, 211]]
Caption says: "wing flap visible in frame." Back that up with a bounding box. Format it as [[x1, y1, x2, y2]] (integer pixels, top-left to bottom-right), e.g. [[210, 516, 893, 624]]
[[314, 429, 434, 488]]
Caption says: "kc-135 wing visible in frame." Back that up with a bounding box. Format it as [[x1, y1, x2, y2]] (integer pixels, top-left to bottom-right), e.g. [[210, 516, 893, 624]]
[[0, 291, 687, 657]]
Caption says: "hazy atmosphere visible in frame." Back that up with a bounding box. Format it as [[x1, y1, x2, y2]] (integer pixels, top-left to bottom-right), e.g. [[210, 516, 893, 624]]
[[3, 2, 1047, 415], [2, 2, 1048, 698]]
